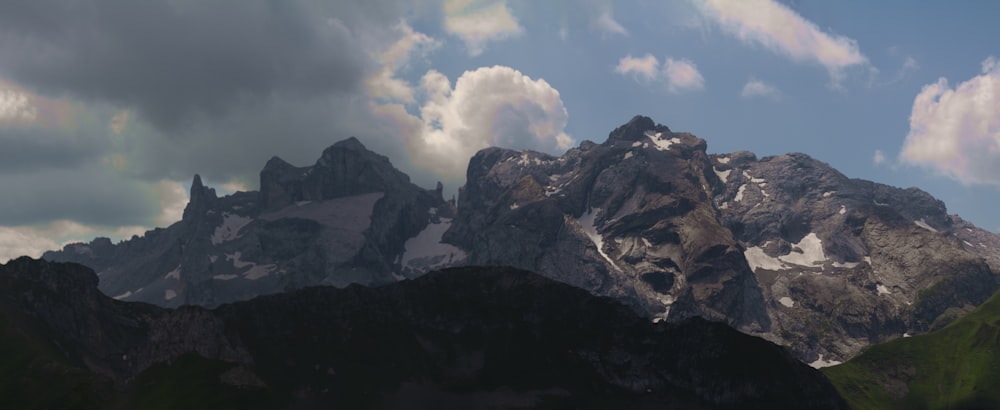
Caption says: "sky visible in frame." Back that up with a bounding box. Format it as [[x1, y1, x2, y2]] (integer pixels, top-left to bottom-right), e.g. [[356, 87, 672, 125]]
[[2, 0, 1000, 262]]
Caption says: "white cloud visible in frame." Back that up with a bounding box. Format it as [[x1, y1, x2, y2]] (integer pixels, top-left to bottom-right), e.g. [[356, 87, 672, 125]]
[[373, 65, 573, 180], [367, 22, 440, 103], [615, 54, 705, 93], [444, 0, 523, 56], [900, 57, 1000, 186], [0, 80, 38, 124], [873, 149, 886, 166], [615, 54, 660, 82], [0, 178, 186, 262], [698, 0, 868, 84], [663, 58, 705, 93], [741, 78, 781, 99], [150, 180, 189, 227], [594, 11, 628, 36]]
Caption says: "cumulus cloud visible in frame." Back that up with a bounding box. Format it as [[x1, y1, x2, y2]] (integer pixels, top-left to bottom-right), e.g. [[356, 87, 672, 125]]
[[443, 0, 523, 56], [698, 0, 868, 85], [593, 11, 628, 36], [900, 57, 1000, 186], [615, 54, 705, 93], [367, 21, 440, 103], [375, 65, 573, 181], [741, 78, 781, 99]]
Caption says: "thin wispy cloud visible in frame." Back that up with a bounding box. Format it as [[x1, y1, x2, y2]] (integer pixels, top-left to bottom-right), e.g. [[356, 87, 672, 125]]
[[615, 54, 705, 93], [594, 11, 628, 36], [741, 78, 781, 99], [698, 0, 868, 86]]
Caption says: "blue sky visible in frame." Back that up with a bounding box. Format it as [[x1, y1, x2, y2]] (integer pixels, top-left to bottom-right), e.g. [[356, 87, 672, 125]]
[[1, 0, 999, 260]]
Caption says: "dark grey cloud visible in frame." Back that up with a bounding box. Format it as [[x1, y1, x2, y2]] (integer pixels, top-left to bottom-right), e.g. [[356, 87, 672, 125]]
[[0, 127, 108, 172], [120, 93, 414, 187], [0, 162, 156, 226], [0, 0, 413, 131], [0, 0, 450, 230]]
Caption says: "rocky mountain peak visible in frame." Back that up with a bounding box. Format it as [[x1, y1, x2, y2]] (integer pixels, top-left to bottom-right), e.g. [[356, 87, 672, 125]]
[[329, 136, 367, 151], [259, 137, 419, 210], [606, 114, 671, 143], [182, 173, 218, 220]]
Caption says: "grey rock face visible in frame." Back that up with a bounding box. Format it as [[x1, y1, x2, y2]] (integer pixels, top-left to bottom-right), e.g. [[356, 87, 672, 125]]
[[711, 150, 999, 362], [445, 115, 1000, 363], [44, 138, 458, 308], [446, 115, 771, 332]]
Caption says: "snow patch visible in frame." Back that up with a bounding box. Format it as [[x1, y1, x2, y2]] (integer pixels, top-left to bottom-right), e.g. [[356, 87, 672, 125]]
[[839, 205, 846, 215], [734, 184, 747, 202], [401, 217, 467, 273], [623, 151, 634, 160], [164, 265, 181, 280], [779, 297, 795, 308], [631, 141, 643, 148], [964, 240, 974, 247], [225, 251, 277, 280], [877, 284, 891, 295], [779, 233, 826, 267], [903, 333, 912, 338], [809, 354, 842, 369], [864, 256, 872, 265], [914, 218, 938, 233], [822, 191, 835, 198], [744, 246, 788, 272], [113, 291, 132, 300], [509, 203, 520, 210], [243, 265, 276, 280], [742, 170, 765, 183], [743, 233, 826, 273], [644, 130, 681, 151], [713, 167, 731, 183], [164, 289, 177, 301], [578, 208, 622, 271], [209, 255, 218, 263], [717, 156, 730, 164], [212, 213, 253, 245], [832, 261, 859, 269]]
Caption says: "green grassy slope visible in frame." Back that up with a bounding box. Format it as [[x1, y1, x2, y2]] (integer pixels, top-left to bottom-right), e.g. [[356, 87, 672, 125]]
[[824, 288, 1000, 409]]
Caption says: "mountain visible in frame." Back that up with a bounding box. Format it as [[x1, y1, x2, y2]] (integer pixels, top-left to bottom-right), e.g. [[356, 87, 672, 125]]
[[0, 257, 847, 409], [823, 284, 1000, 409], [443, 115, 1000, 364], [44, 137, 464, 308], [44, 115, 1000, 364]]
